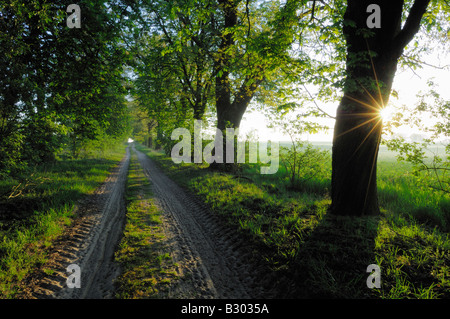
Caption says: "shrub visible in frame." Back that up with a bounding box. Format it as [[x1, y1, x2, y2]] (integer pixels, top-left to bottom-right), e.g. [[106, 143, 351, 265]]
[[280, 142, 331, 187]]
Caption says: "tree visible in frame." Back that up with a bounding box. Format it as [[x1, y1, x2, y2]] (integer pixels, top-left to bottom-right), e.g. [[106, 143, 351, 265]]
[[0, 0, 56, 172], [132, 31, 196, 154], [130, 0, 217, 122], [131, 0, 309, 165], [329, 0, 436, 216], [128, 100, 157, 147], [47, 0, 132, 157], [210, 0, 311, 168], [0, 0, 131, 169]]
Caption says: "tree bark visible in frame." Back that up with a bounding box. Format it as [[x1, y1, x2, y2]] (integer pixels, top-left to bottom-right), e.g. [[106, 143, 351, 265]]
[[330, 0, 430, 216]]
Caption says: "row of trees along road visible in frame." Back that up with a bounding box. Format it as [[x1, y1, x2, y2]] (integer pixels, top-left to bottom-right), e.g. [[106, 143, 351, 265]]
[[2, 0, 448, 217], [129, 0, 449, 216]]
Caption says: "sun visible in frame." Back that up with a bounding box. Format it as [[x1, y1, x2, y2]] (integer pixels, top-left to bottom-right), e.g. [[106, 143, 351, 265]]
[[379, 104, 396, 122]]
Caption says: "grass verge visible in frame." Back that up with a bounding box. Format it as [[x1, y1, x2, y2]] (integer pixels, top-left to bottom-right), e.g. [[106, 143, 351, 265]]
[[0, 143, 127, 298], [135, 143, 450, 299], [114, 148, 179, 298]]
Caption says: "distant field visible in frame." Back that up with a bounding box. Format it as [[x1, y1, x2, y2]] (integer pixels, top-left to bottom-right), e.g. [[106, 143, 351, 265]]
[[279, 140, 400, 162], [242, 140, 448, 230], [306, 140, 447, 162]]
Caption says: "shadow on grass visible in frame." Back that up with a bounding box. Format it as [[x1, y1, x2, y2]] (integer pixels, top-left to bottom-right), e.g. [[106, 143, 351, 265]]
[[283, 214, 380, 299], [134, 144, 450, 299], [0, 158, 120, 230]]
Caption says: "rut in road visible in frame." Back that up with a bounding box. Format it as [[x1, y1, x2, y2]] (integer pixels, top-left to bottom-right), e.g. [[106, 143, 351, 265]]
[[21, 147, 130, 299], [134, 145, 274, 299], [21, 145, 278, 299]]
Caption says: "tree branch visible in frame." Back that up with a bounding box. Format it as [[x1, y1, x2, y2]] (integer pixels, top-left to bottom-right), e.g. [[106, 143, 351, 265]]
[[392, 0, 431, 54], [302, 84, 336, 119], [401, 53, 450, 70], [232, 73, 265, 110], [310, 0, 316, 22]]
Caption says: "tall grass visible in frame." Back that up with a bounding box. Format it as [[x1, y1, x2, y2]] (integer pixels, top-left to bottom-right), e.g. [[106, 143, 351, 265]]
[[377, 159, 450, 232]]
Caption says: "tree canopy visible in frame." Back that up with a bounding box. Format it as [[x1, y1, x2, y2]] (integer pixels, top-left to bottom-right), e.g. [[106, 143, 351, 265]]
[[0, 0, 132, 174]]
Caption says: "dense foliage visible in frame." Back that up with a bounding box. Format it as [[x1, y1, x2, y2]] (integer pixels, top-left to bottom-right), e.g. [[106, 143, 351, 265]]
[[0, 0, 132, 176]]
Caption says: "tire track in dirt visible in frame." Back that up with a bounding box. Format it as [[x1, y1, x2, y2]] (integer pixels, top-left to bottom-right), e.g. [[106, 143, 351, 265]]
[[21, 144, 278, 299], [20, 146, 130, 299], [134, 145, 272, 299]]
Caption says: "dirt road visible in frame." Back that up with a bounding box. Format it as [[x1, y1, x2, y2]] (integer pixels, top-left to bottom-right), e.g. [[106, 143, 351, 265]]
[[21, 147, 130, 299], [21, 144, 276, 299], [134, 145, 272, 299]]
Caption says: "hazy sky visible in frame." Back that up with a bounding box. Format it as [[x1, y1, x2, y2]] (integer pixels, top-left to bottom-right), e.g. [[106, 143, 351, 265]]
[[240, 52, 450, 143]]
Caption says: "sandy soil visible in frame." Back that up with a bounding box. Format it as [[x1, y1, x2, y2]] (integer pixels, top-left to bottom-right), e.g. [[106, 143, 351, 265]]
[[134, 145, 275, 298], [19, 144, 279, 299], [19, 147, 130, 299]]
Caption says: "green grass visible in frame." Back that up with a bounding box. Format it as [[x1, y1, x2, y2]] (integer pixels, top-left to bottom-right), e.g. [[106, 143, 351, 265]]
[[377, 159, 450, 232], [114, 149, 179, 299], [0, 143, 127, 298], [135, 142, 450, 299]]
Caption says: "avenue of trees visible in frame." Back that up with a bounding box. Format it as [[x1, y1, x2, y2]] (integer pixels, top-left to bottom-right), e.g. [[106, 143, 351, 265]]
[[1, 0, 449, 216], [129, 0, 449, 216]]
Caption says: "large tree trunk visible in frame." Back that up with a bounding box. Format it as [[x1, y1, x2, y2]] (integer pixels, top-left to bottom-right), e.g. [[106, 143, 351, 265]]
[[209, 103, 244, 171], [332, 91, 388, 216], [330, 0, 430, 216]]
